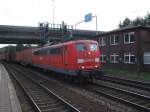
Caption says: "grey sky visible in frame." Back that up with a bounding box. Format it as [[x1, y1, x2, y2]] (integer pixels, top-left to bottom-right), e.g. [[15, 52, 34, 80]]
[[0, 0, 150, 31]]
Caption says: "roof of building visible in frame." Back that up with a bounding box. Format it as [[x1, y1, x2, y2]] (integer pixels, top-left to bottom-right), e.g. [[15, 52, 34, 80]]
[[95, 25, 150, 37]]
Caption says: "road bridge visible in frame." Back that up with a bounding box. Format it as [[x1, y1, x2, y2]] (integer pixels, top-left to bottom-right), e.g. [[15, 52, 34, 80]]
[[0, 25, 102, 44]]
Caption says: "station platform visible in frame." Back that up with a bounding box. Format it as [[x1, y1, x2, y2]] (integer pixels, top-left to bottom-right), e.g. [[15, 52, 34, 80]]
[[0, 64, 22, 112]]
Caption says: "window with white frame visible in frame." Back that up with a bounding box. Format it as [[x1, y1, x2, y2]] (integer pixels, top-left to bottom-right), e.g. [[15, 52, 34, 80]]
[[110, 35, 119, 45], [100, 53, 107, 63], [110, 53, 120, 63], [124, 32, 135, 44], [144, 52, 150, 64], [99, 37, 106, 46], [124, 52, 136, 64]]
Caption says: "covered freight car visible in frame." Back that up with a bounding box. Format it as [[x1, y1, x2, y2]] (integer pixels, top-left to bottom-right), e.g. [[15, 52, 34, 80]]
[[0, 46, 16, 62]]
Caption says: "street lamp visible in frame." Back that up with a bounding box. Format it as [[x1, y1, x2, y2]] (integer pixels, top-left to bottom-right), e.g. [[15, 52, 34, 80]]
[[52, 0, 55, 24]]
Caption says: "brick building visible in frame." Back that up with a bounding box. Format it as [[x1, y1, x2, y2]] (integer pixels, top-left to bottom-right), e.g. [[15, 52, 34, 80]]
[[95, 26, 150, 71]]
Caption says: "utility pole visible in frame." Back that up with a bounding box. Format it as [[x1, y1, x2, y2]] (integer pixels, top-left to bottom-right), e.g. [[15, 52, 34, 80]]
[[52, 0, 55, 24], [93, 15, 98, 35]]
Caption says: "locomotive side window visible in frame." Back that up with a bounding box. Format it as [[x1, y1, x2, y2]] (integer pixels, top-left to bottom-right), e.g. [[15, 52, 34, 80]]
[[39, 49, 47, 55], [76, 43, 87, 51], [50, 47, 62, 54], [90, 43, 98, 51], [33, 48, 49, 55], [33, 51, 39, 55]]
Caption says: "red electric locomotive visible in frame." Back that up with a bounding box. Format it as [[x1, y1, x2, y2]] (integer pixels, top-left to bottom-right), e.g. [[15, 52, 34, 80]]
[[31, 40, 101, 79]]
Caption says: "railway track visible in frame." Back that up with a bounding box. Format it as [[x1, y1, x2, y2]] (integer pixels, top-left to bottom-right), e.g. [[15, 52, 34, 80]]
[[4, 64, 80, 112], [98, 75, 150, 91], [86, 82, 150, 112], [5, 64, 112, 112], [4, 63, 150, 111]]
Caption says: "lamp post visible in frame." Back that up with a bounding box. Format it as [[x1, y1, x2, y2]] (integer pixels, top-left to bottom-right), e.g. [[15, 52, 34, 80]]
[[52, 0, 55, 24], [94, 15, 98, 35]]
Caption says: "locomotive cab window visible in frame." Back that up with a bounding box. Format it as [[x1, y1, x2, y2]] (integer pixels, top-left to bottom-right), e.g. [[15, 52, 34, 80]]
[[76, 43, 87, 51], [90, 43, 98, 51]]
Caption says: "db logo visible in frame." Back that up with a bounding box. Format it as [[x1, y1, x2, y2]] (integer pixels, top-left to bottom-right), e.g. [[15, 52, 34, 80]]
[[40, 57, 43, 60]]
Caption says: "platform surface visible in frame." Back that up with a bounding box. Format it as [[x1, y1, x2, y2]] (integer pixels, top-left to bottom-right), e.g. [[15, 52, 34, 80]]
[[0, 64, 22, 112]]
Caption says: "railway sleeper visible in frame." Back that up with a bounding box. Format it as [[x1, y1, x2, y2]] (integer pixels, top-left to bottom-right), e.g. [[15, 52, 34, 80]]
[[33, 96, 51, 100], [34, 99, 52, 103], [40, 103, 61, 108], [128, 98, 140, 103], [36, 101, 57, 105], [41, 106, 67, 112], [143, 103, 150, 108]]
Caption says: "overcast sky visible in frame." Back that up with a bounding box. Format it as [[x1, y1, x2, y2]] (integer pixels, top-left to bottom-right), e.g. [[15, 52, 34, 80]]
[[0, 0, 150, 31], [0, 0, 150, 48]]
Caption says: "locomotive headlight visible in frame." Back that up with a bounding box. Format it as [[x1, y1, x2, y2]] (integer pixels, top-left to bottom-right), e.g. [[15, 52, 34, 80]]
[[77, 59, 84, 63], [81, 66, 85, 69], [95, 65, 98, 68], [88, 52, 91, 55], [95, 58, 99, 62]]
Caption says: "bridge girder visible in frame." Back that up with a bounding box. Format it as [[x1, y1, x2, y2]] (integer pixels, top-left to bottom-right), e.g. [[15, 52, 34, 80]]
[[0, 25, 101, 44]]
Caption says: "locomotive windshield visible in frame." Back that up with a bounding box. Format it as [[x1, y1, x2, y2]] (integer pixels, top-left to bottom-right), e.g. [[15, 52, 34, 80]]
[[76, 43, 87, 51], [76, 43, 98, 51], [90, 43, 98, 51]]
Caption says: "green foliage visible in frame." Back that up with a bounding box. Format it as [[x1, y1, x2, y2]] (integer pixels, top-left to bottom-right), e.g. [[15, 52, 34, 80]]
[[119, 18, 132, 28], [104, 68, 150, 82], [119, 12, 150, 28], [144, 13, 150, 25], [132, 17, 145, 26]]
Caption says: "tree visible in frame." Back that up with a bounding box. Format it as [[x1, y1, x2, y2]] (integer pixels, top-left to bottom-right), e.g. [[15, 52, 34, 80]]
[[118, 12, 150, 28], [144, 12, 150, 25], [119, 17, 132, 28], [132, 17, 144, 26]]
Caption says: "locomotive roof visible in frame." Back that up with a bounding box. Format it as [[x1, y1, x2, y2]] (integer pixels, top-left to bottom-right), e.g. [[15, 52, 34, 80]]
[[34, 40, 98, 51], [48, 40, 97, 47]]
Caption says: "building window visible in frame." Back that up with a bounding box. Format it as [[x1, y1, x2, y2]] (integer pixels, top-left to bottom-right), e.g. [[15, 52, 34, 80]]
[[124, 32, 135, 44], [99, 37, 106, 46], [144, 52, 150, 65], [100, 53, 107, 63], [110, 35, 119, 45], [110, 53, 120, 63], [124, 52, 136, 64]]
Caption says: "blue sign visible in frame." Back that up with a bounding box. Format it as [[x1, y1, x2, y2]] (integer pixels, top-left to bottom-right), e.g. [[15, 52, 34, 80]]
[[85, 13, 92, 22]]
